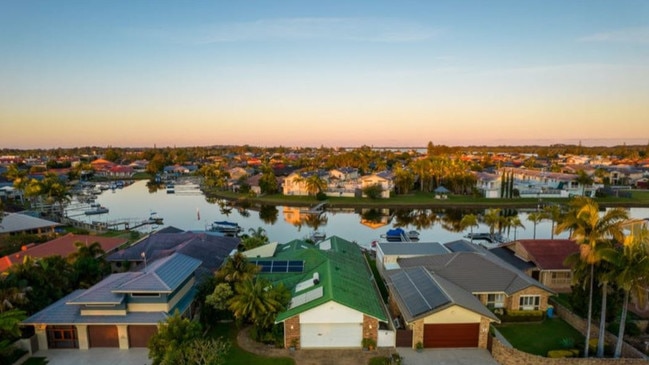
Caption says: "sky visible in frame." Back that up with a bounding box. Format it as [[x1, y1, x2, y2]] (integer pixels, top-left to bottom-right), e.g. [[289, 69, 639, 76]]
[[1, 1, 648, 149]]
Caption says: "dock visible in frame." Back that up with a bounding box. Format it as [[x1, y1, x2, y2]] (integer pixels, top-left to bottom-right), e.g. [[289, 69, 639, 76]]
[[307, 201, 328, 214]]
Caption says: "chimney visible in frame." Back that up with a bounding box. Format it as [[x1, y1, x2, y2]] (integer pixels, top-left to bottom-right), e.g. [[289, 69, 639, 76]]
[[313, 272, 320, 285]]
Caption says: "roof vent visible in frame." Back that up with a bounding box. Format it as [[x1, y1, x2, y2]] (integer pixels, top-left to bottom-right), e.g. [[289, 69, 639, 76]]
[[313, 272, 320, 285]]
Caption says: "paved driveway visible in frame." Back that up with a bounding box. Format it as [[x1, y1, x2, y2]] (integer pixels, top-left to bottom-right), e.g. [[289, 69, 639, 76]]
[[397, 348, 499, 365], [31, 348, 150, 365]]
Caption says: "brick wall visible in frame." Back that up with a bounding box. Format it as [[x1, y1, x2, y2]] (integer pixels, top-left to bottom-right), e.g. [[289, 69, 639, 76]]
[[363, 315, 379, 344], [478, 317, 491, 349], [412, 319, 424, 348], [511, 286, 550, 311], [284, 316, 300, 349], [491, 337, 648, 365]]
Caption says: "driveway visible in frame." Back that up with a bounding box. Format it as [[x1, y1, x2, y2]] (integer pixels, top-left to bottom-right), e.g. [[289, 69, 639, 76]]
[[30, 348, 150, 365], [397, 347, 499, 365]]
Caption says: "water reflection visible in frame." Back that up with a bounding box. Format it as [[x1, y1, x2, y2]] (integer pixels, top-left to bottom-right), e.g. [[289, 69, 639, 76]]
[[67, 180, 648, 249]]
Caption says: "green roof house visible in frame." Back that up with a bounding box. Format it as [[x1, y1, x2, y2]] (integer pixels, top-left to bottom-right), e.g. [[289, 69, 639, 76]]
[[249, 236, 391, 349]]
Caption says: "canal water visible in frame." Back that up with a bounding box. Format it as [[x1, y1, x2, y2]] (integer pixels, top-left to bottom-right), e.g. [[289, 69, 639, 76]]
[[66, 180, 649, 250]]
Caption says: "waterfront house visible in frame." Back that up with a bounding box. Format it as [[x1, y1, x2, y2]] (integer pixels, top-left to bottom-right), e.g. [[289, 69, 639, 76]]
[[22, 253, 201, 350], [0, 233, 126, 272], [360, 171, 394, 199], [490, 239, 578, 293], [0, 212, 61, 237], [249, 236, 392, 349]]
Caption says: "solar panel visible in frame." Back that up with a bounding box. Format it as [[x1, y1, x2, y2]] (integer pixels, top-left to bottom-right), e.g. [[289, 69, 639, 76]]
[[391, 267, 449, 317], [252, 260, 304, 273]]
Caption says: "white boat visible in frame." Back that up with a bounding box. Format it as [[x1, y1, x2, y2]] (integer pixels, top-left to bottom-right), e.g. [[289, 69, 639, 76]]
[[310, 231, 326, 241], [407, 230, 420, 240], [85, 205, 109, 215], [209, 221, 242, 234]]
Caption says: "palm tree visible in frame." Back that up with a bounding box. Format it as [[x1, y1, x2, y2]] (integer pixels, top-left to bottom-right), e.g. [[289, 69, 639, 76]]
[[507, 216, 525, 241], [228, 278, 290, 330], [527, 212, 544, 239], [543, 204, 563, 239], [555, 196, 628, 358], [303, 173, 326, 196], [574, 170, 594, 197], [0, 309, 26, 339], [483, 208, 502, 236], [459, 214, 479, 242], [216, 252, 260, 284], [612, 228, 649, 358], [5, 165, 28, 204]]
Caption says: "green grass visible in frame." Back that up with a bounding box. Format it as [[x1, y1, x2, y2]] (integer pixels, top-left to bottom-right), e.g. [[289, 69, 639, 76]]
[[210, 322, 295, 365], [495, 318, 585, 356]]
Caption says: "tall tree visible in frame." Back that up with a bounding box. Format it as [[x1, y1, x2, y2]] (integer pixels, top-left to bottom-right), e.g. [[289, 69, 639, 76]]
[[543, 204, 563, 239], [612, 227, 649, 358], [483, 208, 502, 236], [555, 197, 628, 357], [527, 212, 545, 239], [228, 278, 290, 330], [460, 214, 479, 243]]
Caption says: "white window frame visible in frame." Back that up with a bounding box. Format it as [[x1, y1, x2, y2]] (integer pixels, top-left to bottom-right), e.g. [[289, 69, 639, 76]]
[[519, 295, 540, 310], [487, 293, 505, 308]]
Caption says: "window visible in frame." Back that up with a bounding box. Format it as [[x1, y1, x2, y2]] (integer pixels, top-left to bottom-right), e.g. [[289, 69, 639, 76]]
[[487, 293, 505, 308], [519, 295, 540, 310]]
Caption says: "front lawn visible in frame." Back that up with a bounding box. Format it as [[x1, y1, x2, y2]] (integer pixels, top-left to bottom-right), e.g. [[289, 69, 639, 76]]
[[210, 322, 295, 365], [495, 317, 585, 356]]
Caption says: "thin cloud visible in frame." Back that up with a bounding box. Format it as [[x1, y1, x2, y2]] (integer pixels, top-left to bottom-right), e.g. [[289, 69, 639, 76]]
[[578, 26, 649, 44], [137, 17, 441, 44]]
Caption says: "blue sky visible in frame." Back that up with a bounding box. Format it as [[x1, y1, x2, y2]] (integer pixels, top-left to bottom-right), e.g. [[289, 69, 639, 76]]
[[1, 1, 648, 148]]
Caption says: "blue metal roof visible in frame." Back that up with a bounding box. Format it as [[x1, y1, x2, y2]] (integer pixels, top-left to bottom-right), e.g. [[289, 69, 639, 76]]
[[114, 253, 201, 293]]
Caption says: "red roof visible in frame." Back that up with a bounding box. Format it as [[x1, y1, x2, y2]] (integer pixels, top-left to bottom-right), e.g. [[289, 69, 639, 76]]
[[515, 239, 579, 270], [0, 233, 127, 272]]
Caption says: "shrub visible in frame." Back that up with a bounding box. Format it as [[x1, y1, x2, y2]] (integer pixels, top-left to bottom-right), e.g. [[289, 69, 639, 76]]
[[362, 337, 377, 350], [547, 349, 576, 358], [559, 337, 575, 349], [608, 321, 642, 337], [498, 309, 545, 322]]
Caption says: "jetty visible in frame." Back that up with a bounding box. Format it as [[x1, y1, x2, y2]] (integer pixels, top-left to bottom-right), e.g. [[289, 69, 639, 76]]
[[307, 201, 328, 214]]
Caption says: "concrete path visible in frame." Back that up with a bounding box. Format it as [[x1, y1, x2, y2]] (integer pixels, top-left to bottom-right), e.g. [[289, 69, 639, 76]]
[[397, 347, 499, 365]]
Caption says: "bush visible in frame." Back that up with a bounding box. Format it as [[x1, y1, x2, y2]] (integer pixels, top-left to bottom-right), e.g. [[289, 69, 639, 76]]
[[498, 309, 545, 323], [559, 337, 575, 349], [608, 321, 642, 337], [362, 337, 377, 350], [547, 349, 578, 358]]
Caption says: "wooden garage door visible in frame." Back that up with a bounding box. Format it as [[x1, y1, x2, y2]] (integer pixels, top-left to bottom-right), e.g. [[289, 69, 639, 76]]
[[88, 325, 119, 348], [395, 329, 413, 347], [128, 325, 158, 348], [423, 323, 479, 348]]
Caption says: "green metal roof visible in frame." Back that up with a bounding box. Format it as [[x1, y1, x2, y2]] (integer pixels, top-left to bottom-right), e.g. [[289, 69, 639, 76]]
[[253, 236, 388, 323]]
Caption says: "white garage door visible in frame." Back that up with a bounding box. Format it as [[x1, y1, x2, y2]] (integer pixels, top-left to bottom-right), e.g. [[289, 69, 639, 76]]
[[301, 323, 362, 348]]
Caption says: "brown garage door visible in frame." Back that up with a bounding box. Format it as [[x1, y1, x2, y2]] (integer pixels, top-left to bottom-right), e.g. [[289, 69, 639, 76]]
[[423, 323, 479, 348], [128, 325, 158, 348], [88, 325, 119, 348], [395, 329, 413, 347]]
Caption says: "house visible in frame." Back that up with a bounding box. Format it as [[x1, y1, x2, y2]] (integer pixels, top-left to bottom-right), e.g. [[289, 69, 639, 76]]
[[473, 171, 501, 198], [282, 171, 329, 196], [0, 233, 127, 272], [0, 212, 61, 236], [329, 167, 359, 181], [250, 236, 392, 349], [360, 171, 394, 199], [491, 239, 578, 293], [387, 267, 499, 349], [22, 253, 202, 350], [106, 227, 239, 278], [375, 241, 448, 275], [381, 241, 554, 348]]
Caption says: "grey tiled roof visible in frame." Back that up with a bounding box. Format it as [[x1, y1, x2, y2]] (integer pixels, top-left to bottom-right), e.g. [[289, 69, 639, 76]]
[[107, 228, 238, 274], [398, 251, 553, 295], [378, 242, 448, 255], [0, 212, 61, 234], [489, 247, 536, 272], [67, 273, 134, 304], [387, 267, 498, 323]]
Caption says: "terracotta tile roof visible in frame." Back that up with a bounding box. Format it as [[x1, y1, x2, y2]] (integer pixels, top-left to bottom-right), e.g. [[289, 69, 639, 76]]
[[0, 233, 127, 271], [514, 239, 578, 270]]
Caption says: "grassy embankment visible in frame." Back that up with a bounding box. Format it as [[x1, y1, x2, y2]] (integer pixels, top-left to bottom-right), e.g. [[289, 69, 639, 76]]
[[207, 189, 649, 209]]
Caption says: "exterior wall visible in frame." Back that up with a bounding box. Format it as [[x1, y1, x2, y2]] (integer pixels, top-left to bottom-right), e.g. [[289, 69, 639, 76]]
[[377, 328, 396, 348], [300, 301, 363, 324], [540, 270, 573, 292], [491, 337, 647, 364], [422, 306, 482, 324], [117, 325, 128, 349], [478, 317, 491, 349], [411, 319, 424, 348], [35, 324, 48, 350], [362, 315, 379, 343], [284, 316, 300, 349], [76, 324, 89, 349], [510, 286, 550, 311]]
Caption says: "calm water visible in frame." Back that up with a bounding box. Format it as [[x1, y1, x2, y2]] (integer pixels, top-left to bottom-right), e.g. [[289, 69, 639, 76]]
[[67, 180, 649, 250]]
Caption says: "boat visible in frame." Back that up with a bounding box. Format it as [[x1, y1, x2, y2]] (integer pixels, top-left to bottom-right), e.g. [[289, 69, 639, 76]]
[[407, 230, 420, 240], [310, 231, 326, 242], [464, 232, 506, 244], [166, 184, 175, 194], [85, 205, 109, 215], [210, 221, 242, 234], [384, 228, 406, 242]]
